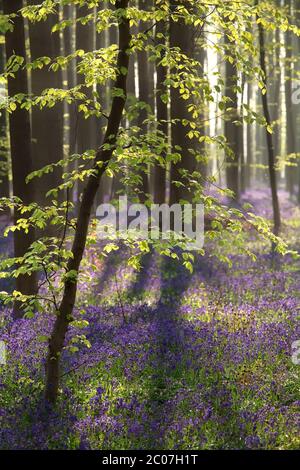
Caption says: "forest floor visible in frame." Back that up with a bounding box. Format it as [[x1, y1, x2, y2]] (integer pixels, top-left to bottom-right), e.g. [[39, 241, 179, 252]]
[[0, 189, 300, 449]]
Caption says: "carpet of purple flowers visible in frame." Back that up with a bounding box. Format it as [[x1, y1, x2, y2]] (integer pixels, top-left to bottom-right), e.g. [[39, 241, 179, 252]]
[[0, 189, 299, 449]]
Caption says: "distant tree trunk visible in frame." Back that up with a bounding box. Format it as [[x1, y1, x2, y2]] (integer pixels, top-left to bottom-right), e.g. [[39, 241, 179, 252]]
[[195, 41, 207, 185], [3, 0, 37, 318], [137, 0, 151, 201], [28, 2, 63, 207], [224, 32, 240, 201], [270, 28, 281, 160], [153, 19, 167, 204], [169, 1, 195, 204], [0, 37, 9, 206], [127, 41, 136, 98], [63, 3, 76, 156], [240, 74, 246, 194], [63, 3, 80, 209], [148, 35, 155, 199], [285, 0, 296, 196], [95, 4, 111, 206], [296, 0, 300, 203], [76, 4, 98, 155], [108, 5, 123, 201], [45, 0, 131, 404], [257, 11, 281, 236], [246, 80, 253, 188], [95, 6, 105, 146]]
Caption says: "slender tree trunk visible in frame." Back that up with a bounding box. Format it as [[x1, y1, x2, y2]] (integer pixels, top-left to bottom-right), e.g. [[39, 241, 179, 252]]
[[76, 4, 98, 154], [296, 0, 300, 203], [45, 0, 131, 404], [285, 0, 296, 195], [108, 4, 123, 201], [240, 75, 246, 194], [95, 4, 111, 206], [196, 41, 207, 184], [271, 28, 281, 160], [224, 32, 240, 201], [137, 0, 151, 201], [73, 5, 98, 211], [169, 1, 195, 204], [28, 2, 63, 207], [257, 9, 281, 235], [3, 0, 37, 318], [64, 3, 76, 155], [154, 18, 168, 204], [246, 80, 253, 188], [0, 35, 9, 207]]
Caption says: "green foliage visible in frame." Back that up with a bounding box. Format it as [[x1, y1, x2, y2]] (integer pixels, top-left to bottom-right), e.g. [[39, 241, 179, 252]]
[[0, 0, 298, 316]]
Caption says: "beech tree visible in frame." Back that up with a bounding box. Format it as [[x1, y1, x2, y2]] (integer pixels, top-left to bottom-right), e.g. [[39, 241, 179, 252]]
[[136, 0, 152, 201], [257, 2, 281, 236], [0, 31, 9, 205], [285, 0, 296, 196], [169, 0, 195, 204], [3, 0, 37, 317], [45, 0, 131, 403], [224, 31, 240, 201], [153, 16, 168, 204]]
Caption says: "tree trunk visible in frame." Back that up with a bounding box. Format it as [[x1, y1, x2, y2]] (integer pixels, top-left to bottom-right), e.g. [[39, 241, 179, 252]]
[[296, 0, 300, 203], [45, 0, 131, 404], [240, 74, 246, 194], [224, 32, 240, 201], [0, 36, 9, 207], [76, 4, 98, 154], [169, 1, 195, 204], [257, 9, 281, 236], [195, 39, 207, 186], [137, 0, 151, 201], [246, 80, 253, 188], [3, 0, 37, 318], [95, 4, 111, 206], [108, 4, 124, 201], [63, 3, 76, 156], [271, 28, 281, 160], [153, 18, 168, 204], [28, 2, 63, 207], [285, 0, 296, 195]]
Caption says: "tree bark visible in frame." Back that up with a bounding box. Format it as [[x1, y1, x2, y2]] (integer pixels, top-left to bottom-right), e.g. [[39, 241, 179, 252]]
[[296, 0, 300, 203], [45, 0, 131, 404], [137, 0, 151, 201], [224, 32, 240, 201], [154, 18, 168, 204], [285, 0, 296, 195], [3, 0, 37, 317], [195, 38, 207, 186], [169, 1, 195, 204], [246, 80, 253, 188], [28, 1, 63, 207], [76, 4, 98, 154], [0, 36, 9, 207], [271, 27, 281, 160], [63, 3, 76, 156], [95, 3, 111, 206], [240, 74, 246, 194], [257, 8, 281, 235]]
